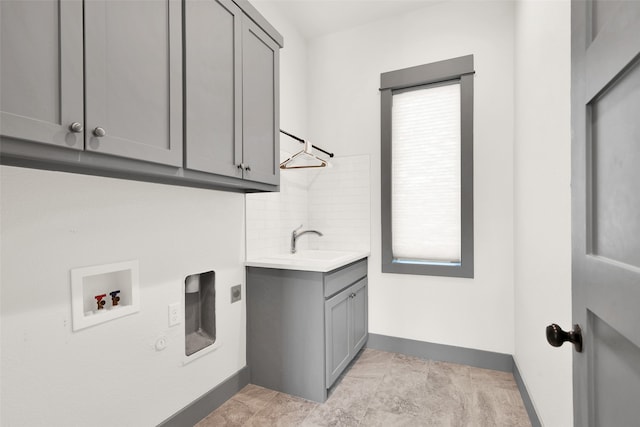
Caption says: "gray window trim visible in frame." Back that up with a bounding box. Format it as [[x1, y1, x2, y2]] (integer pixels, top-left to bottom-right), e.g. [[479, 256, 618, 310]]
[[380, 55, 474, 278]]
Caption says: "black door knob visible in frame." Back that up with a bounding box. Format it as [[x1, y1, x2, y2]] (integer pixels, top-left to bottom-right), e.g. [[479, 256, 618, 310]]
[[546, 323, 583, 353]]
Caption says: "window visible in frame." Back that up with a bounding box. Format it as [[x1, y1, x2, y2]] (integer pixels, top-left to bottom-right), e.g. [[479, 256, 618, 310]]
[[380, 55, 474, 278]]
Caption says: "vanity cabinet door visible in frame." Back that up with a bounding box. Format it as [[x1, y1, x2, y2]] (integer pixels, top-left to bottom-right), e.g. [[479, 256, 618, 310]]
[[325, 277, 368, 387], [84, 0, 183, 166], [351, 278, 368, 355], [325, 286, 352, 387], [0, 0, 83, 150], [241, 16, 280, 185], [185, 0, 243, 178]]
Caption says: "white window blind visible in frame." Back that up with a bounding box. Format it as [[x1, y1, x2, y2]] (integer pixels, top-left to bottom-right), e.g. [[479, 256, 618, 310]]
[[391, 82, 461, 263]]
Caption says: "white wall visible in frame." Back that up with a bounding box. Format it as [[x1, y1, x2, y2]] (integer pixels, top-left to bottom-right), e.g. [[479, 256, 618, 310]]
[[0, 3, 313, 425], [0, 167, 246, 426], [307, 155, 370, 253], [306, 1, 516, 354], [248, 2, 371, 259], [247, 1, 310, 259], [246, 165, 311, 259], [514, 1, 573, 425], [252, 0, 308, 155], [246, 154, 371, 259]]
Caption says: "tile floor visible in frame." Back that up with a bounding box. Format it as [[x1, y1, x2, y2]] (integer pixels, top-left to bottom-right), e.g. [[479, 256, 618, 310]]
[[196, 349, 531, 427]]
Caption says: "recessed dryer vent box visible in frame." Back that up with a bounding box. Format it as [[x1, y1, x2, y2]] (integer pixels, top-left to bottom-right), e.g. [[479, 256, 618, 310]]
[[71, 260, 140, 331], [184, 271, 216, 358]]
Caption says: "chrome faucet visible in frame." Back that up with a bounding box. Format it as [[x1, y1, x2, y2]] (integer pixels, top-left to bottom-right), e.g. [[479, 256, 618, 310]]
[[291, 225, 323, 254]]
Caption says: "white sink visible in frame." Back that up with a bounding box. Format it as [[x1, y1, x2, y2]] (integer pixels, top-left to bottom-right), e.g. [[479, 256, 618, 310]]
[[245, 250, 369, 272]]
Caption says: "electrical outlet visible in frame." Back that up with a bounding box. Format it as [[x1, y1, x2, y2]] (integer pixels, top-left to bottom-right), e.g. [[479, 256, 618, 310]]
[[231, 285, 242, 303], [168, 302, 180, 326]]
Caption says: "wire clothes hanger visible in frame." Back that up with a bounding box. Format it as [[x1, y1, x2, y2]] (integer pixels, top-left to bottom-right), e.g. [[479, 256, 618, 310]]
[[279, 140, 327, 169], [279, 129, 334, 170]]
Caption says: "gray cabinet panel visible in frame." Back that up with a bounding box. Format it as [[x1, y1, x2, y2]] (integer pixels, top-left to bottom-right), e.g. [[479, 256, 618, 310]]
[[84, 0, 182, 166], [325, 260, 369, 298], [351, 279, 369, 354], [325, 287, 353, 387], [247, 267, 326, 403], [0, 0, 83, 150], [241, 17, 279, 185], [185, 0, 242, 178], [325, 278, 368, 388]]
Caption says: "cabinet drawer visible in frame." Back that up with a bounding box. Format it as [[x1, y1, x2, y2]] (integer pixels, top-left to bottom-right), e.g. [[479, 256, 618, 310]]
[[324, 258, 367, 298]]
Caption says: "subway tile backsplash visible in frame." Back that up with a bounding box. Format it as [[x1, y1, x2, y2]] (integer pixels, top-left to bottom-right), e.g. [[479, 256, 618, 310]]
[[307, 155, 370, 252], [246, 154, 370, 260]]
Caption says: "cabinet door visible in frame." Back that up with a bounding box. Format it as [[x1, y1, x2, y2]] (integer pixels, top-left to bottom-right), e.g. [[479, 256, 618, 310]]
[[351, 278, 368, 355], [241, 16, 280, 185], [0, 0, 83, 150], [84, 0, 182, 166], [325, 287, 351, 387], [184, 0, 242, 178]]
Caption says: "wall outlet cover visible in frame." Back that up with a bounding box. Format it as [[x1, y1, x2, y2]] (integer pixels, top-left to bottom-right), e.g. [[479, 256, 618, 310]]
[[168, 302, 180, 327], [231, 285, 241, 303]]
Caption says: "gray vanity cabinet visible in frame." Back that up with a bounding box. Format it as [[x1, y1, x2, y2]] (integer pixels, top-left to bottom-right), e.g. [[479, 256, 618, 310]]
[[0, 0, 84, 150], [246, 258, 368, 403], [185, 0, 279, 186]]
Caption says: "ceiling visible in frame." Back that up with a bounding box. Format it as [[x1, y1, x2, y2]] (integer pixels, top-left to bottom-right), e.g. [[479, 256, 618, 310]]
[[253, 0, 446, 39]]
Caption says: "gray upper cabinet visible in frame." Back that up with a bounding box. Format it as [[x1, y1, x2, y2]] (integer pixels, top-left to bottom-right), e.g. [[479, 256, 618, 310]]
[[0, 0, 83, 150], [84, 0, 182, 166], [185, 0, 242, 178], [241, 16, 280, 185], [185, 0, 280, 186], [1, 0, 281, 192]]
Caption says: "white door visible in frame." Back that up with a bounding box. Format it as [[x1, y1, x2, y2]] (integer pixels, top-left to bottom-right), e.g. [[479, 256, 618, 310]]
[[566, 1, 640, 425]]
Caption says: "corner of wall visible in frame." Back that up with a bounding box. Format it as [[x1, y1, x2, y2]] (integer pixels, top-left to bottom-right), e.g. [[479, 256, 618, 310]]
[[513, 1, 573, 426]]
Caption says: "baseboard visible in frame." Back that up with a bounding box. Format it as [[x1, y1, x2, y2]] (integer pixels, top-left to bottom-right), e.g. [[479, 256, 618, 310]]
[[366, 333, 514, 372], [158, 365, 250, 427], [513, 361, 542, 427], [366, 333, 541, 426]]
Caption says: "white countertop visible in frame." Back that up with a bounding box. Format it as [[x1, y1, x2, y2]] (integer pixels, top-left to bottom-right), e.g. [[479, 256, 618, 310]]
[[245, 250, 370, 272]]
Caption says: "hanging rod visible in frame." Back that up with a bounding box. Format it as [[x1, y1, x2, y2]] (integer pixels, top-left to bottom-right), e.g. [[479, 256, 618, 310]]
[[279, 129, 334, 158]]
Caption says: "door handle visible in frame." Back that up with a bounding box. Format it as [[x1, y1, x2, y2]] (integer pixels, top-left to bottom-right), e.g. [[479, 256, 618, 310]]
[[546, 323, 582, 352]]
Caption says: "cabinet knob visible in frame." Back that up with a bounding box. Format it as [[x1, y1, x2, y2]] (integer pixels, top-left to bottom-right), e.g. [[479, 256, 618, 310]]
[[93, 127, 106, 137], [69, 122, 83, 133], [244, 165, 251, 172], [237, 163, 244, 170], [350, 293, 356, 299]]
